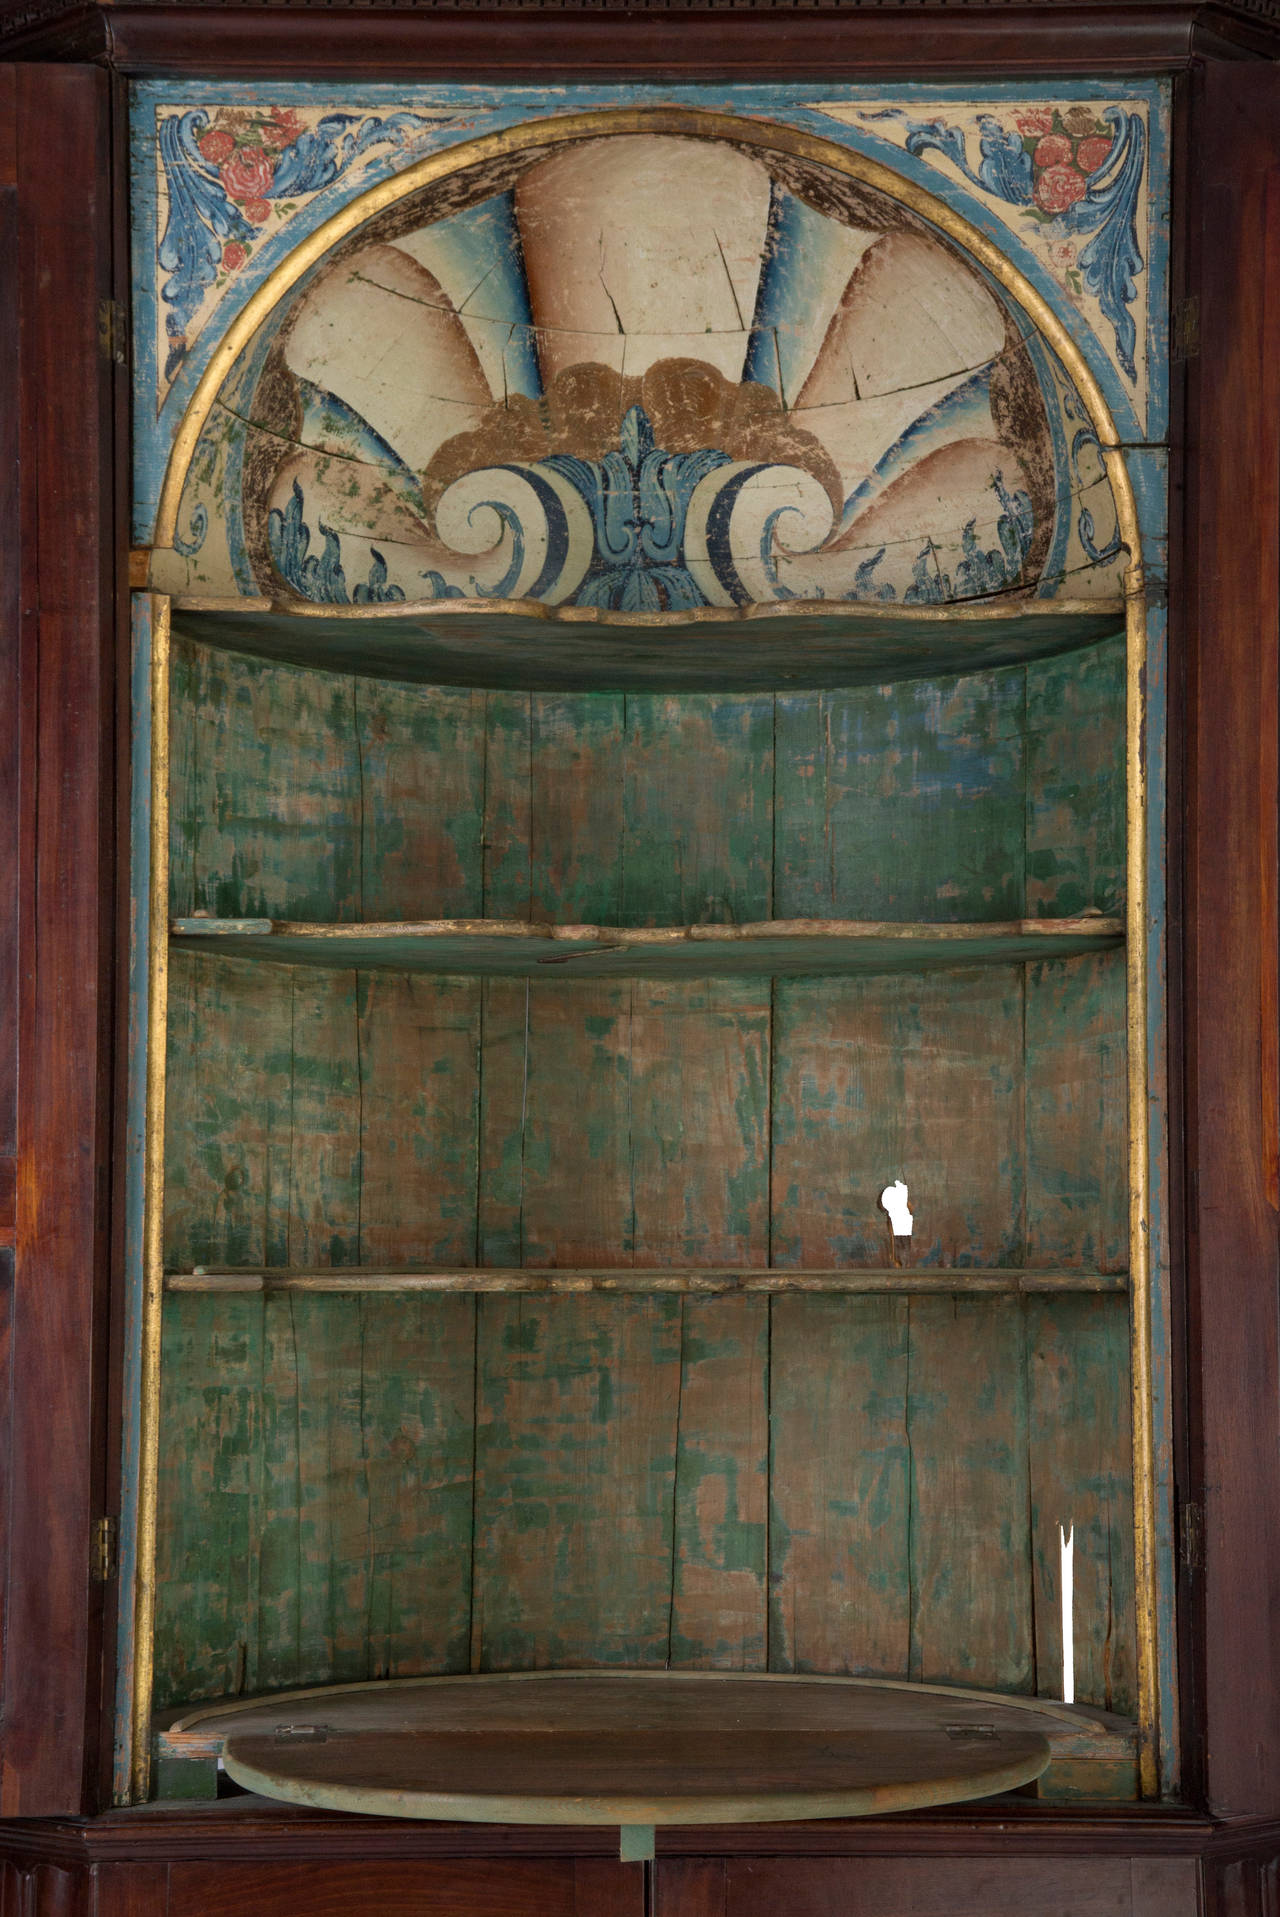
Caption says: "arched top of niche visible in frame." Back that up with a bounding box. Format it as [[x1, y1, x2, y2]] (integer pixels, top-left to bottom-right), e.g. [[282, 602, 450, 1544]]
[[152, 108, 1136, 688]]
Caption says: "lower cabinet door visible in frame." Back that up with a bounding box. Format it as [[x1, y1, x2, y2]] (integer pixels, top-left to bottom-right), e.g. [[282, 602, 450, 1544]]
[[653, 1856, 1202, 1917]]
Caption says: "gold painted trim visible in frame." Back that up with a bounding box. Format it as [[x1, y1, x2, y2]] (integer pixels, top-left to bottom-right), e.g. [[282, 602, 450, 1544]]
[[130, 592, 171, 1806], [141, 104, 1160, 1802], [1124, 561, 1159, 1800]]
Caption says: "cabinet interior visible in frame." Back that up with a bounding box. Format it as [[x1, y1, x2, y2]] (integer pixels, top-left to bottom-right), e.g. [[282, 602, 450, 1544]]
[[151, 622, 1138, 1782]]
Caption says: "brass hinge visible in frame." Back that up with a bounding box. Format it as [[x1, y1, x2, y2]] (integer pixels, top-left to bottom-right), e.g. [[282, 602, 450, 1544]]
[[1171, 295, 1200, 364], [1179, 1498, 1203, 1574], [97, 297, 129, 369], [92, 1515, 118, 1583]]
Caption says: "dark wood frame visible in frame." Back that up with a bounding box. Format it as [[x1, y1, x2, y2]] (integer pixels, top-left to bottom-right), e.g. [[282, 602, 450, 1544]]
[[0, 9, 1277, 1910]]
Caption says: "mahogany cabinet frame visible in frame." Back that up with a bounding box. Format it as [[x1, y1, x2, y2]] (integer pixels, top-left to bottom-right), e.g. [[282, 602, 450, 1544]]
[[0, 11, 1277, 1912]]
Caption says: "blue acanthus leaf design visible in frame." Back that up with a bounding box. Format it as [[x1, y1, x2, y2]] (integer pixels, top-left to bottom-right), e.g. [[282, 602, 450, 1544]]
[[429, 410, 1033, 612], [158, 106, 436, 385], [894, 103, 1146, 384], [543, 404, 736, 612], [905, 114, 1034, 206], [172, 499, 209, 560], [158, 111, 255, 384], [268, 479, 407, 605], [1069, 427, 1123, 563], [269, 112, 429, 198], [1059, 108, 1146, 382]]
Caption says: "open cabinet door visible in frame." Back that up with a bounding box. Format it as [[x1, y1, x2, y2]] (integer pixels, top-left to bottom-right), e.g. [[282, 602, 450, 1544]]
[[1183, 58, 1280, 1827], [0, 62, 120, 1817]]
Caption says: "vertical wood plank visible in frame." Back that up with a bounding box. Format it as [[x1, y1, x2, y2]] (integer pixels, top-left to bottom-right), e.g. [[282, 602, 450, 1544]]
[[254, 1290, 305, 1691], [623, 693, 773, 926], [1027, 1293, 1137, 1716], [529, 694, 625, 923], [288, 1292, 373, 1685], [907, 1296, 1033, 1692], [770, 970, 1024, 1268], [153, 1295, 260, 1708], [630, 980, 770, 1266], [768, 1297, 910, 1677], [286, 969, 361, 1268], [361, 1294, 475, 1678], [171, 643, 361, 920], [472, 1295, 682, 1668], [162, 952, 293, 1270], [355, 680, 486, 919], [773, 676, 1024, 921], [480, 693, 532, 918], [1025, 950, 1127, 1271], [520, 984, 634, 1266], [476, 978, 530, 1266], [357, 972, 481, 1266], [1025, 636, 1125, 919], [670, 1294, 769, 1669]]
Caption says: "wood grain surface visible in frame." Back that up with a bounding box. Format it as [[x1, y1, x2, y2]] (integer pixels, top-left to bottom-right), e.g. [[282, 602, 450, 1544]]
[[181, 1672, 1066, 1824]]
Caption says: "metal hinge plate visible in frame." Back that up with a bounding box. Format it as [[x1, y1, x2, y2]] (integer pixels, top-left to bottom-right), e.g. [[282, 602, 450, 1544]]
[[92, 1515, 118, 1583], [1171, 295, 1200, 364], [1179, 1498, 1203, 1573], [98, 298, 129, 369]]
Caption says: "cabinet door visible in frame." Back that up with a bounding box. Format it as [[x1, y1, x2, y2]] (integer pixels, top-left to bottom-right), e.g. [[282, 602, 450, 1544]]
[[1183, 57, 1280, 1823], [162, 1861, 642, 1917], [654, 1856, 1200, 1917], [0, 60, 118, 1820]]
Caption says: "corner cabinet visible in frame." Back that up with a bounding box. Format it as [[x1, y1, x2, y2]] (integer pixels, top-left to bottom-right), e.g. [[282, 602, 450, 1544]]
[[0, 23, 1278, 1917]]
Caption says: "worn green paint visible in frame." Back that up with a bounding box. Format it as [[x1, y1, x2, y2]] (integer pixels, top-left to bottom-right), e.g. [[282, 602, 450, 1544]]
[[171, 642, 1123, 936], [171, 922, 1124, 978], [774, 675, 1026, 922], [770, 969, 1026, 1269], [153, 1290, 476, 1706], [670, 1296, 770, 1669], [769, 1297, 911, 1679], [155, 626, 1137, 1778], [471, 1296, 684, 1669], [1025, 636, 1125, 920], [907, 1296, 1033, 1693], [1026, 1293, 1137, 1715], [1025, 950, 1128, 1270], [171, 603, 1124, 693]]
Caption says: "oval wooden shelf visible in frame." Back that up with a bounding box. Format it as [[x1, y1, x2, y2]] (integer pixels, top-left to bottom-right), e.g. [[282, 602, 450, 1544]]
[[164, 1671, 1081, 1829], [164, 1266, 1129, 1295], [170, 597, 1125, 693], [170, 916, 1125, 978]]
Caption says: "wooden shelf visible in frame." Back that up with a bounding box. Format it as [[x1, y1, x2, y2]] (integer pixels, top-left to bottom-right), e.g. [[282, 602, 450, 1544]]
[[165, 1267, 1128, 1296], [170, 596, 1125, 693], [157, 1671, 1096, 1832], [170, 915, 1125, 978]]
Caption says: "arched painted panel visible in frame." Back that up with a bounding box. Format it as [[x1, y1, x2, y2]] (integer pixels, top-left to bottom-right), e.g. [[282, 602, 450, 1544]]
[[152, 122, 1125, 615]]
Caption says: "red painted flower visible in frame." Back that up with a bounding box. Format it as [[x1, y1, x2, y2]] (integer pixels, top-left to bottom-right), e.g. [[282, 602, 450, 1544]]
[[1076, 134, 1114, 175], [1035, 163, 1088, 214], [197, 126, 235, 165], [220, 145, 275, 204], [1033, 134, 1074, 170], [222, 241, 248, 272], [242, 199, 272, 225], [1015, 109, 1053, 137], [261, 109, 305, 150]]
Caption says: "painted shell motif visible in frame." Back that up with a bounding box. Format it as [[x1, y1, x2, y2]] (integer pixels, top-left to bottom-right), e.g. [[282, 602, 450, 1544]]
[[161, 130, 1125, 610]]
